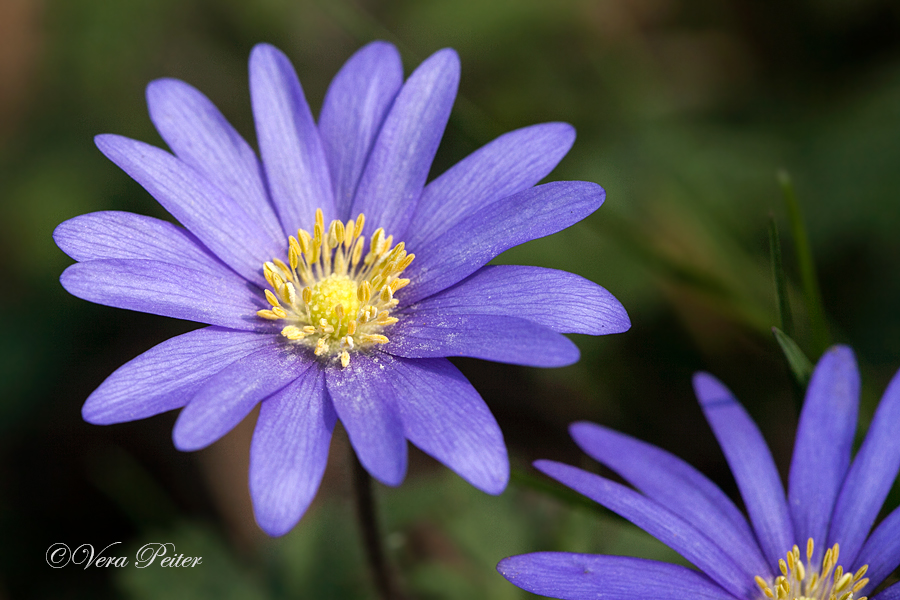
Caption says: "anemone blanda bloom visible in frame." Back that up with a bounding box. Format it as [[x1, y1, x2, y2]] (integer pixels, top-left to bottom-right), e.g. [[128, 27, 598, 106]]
[[53, 42, 630, 535], [499, 346, 900, 600]]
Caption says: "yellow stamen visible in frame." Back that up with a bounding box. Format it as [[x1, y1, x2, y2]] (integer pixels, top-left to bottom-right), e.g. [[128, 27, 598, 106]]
[[754, 540, 869, 600], [255, 210, 412, 367], [265, 289, 281, 308]]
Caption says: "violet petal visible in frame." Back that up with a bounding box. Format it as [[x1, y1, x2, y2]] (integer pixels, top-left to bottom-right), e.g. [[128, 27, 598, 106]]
[[60, 259, 266, 331], [828, 362, 900, 565], [788, 346, 859, 561], [250, 365, 336, 536], [172, 344, 313, 451], [350, 48, 459, 237], [693, 372, 793, 569], [146, 77, 285, 245], [855, 504, 900, 596], [250, 43, 335, 230], [569, 421, 770, 579], [407, 265, 629, 335], [387, 312, 580, 367], [406, 122, 575, 248], [535, 460, 755, 600], [319, 41, 404, 217], [497, 553, 741, 600], [404, 181, 604, 304], [83, 327, 273, 424], [325, 354, 407, 486], [384, 355, 508, 493], [54, 211, 229, 276]]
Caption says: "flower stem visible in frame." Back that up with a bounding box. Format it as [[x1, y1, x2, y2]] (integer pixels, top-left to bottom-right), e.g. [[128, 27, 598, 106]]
[[351, 451, 403, 600]]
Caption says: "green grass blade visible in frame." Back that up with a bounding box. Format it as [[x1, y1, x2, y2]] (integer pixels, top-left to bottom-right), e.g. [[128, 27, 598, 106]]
[[772, 326, 814, 389], [768, 214, 794, 336], [778, 170, 830, 355]]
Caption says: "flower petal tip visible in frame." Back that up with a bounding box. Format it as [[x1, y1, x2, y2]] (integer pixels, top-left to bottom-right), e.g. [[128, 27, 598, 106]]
[[358, 39, 400, 60], [547, 120, 577, 143], [568, 420, 605, 442], [692, 371, 733, 407], [249, 42, 281, 62], [496, 555, 517, 577], [81, 400, 109, 425], [821, 344, 856, 368], [473, 464, 510, 496], [533, 458, 564, 476], [369, 467, 407, 488], [93, 133, 118, 152], [51, 218, 76, 256], [429, 47, 461, 72], [145, 77, 182, 102], [254, 513, 302, 538], [607, 301, 632, 334], [171, 418, 212, 452]]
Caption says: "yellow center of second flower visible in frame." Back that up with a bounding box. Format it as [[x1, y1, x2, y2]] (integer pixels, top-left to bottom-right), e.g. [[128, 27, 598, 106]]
[[754, 539, 869, 600], [256, 209, 414, 368], [307, 274, 360, 338]]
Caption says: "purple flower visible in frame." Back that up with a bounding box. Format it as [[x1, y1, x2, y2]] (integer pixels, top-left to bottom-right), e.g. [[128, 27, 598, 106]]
[[499, 346, 900, 600], [53, 42, 630, 536]]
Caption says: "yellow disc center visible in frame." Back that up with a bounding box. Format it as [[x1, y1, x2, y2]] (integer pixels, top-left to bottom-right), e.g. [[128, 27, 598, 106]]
[[307, 274, 359, 338], [754, 539, 870, 600]]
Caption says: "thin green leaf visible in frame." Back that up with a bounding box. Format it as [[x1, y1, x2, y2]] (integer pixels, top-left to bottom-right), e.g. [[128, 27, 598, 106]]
[[778, 170, 830, 354], [772, 326, 814, 389], [767, 214, 794, 336]]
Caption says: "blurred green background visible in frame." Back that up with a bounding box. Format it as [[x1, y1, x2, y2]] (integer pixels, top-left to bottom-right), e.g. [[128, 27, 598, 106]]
[[2, 0, 900, 597]]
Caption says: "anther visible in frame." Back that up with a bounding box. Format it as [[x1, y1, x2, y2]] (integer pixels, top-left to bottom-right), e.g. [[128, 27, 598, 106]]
[[351, 237, 365, 266], [273, 258, 291, 279], [314, 208, 324, 232], [834, 574, 852, 592], [265, 289, 281, 308], [298, 230, 311, 255], [281, 326, 304, 340], [344, 219, 355, 245], [358, 281, 371, 304], [285, 282, 297, 305]]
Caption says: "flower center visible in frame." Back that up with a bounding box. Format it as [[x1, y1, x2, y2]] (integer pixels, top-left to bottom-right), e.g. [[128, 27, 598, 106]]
[[256, 209, 414, 367], [306, 274, 360, 338], [754, 539, 869, 600]]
